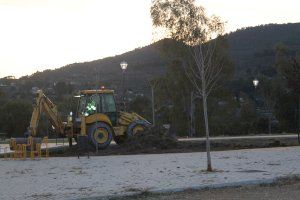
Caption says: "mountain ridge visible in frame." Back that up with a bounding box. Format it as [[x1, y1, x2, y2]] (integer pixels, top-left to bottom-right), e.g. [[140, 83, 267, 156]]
[[3, 22, 300, 94]]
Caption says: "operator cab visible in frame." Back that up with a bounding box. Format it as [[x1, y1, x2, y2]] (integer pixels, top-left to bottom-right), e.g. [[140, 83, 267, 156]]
[[76, 90, 117, 126]]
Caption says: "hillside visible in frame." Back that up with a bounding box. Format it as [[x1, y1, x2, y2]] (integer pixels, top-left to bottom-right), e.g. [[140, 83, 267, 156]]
[[19, 41, 168, 94], [227, 23, 300, 76], [10, 22, 300, 95]]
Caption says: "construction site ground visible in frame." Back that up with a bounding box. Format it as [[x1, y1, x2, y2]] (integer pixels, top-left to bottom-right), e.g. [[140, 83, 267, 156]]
[[0, 134, 299, 157], [0, 146, 299, 200], [50, 134, 300, 157]]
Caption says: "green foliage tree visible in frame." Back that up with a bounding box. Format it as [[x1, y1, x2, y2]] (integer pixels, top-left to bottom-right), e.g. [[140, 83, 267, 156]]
[[151, 0, 224, 45], [0, 88, 5, 99], [274, 44, 300, 131], [0, 100, 32, 137], [256, 76, 282, 134], [239, 94, 258, 134], [129, 96, 152, 120], [54, 81, 74, 97], [154, 60, 192, 135]]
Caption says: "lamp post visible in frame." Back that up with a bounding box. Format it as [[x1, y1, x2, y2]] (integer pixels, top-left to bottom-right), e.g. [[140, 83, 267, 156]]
[[253, 78, 259, 105], [253, 78, 261, 133], [120, 61, 128, 111], [253, 78, 259, 88]]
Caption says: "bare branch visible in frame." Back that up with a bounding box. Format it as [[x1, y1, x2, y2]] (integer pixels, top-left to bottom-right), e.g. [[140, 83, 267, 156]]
[[183, 58, 203, 96], [206, 62, 223, 91], [185, 39, 224, 99]]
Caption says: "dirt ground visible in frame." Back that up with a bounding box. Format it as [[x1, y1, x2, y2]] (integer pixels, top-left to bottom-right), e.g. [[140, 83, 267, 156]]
[[50, 139, 297, 157], [111, 177, 300, 200], [49, 129, 299, 157]]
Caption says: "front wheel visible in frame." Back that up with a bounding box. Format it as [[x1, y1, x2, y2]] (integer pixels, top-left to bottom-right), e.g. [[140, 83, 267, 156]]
[[127, 120, 150, 137], [88, 122, 113, 149]]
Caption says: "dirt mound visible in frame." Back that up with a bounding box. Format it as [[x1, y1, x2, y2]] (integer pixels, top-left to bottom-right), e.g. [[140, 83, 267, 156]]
[[123, 126, 178, 151]]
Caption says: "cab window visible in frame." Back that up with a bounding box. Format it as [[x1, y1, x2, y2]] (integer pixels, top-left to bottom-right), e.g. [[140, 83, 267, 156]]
[[101, 94, 116, 113], [78, 94, 101, 116], [78, 96, 87, 115], [89, 94, 101, 113]]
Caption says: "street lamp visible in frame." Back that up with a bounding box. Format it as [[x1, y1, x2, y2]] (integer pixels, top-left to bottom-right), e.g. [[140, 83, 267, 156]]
[[120, 61, 128, 110], [253, 78, 259, 102], [253, 78, 259, 88], [120, 61, 128, 71], [253, 78, 259, 116]]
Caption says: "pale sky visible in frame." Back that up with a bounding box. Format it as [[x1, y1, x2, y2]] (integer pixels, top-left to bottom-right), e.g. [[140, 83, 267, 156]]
[[0, 0, 299, 78]]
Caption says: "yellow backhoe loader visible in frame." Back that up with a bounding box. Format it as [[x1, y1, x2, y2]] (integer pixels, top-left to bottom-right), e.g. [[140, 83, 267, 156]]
[[12, 89, 150, 150]]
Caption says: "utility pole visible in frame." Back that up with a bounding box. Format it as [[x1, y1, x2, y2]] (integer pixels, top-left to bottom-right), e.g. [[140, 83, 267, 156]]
[[151, 85, 155, 127], [150, 80, 158, 127], [98, 69, 101, 89]]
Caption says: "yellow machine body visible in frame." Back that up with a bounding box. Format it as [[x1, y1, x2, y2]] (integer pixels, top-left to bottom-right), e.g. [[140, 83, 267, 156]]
[[80, 113, 112, 136], [12, 88, 149, 150]]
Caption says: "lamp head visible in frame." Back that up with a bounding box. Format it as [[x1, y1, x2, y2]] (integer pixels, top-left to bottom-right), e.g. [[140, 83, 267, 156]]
[[120, 61, 128, 71], [253, 79, 259, 88]]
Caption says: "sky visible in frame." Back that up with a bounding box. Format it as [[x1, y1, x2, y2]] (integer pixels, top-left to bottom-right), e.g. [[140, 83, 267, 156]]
[[0, 0, 299, 78]]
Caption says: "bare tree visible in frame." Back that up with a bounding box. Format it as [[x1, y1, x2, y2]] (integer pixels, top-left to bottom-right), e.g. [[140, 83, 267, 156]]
[[184, 40, 223, 171], [257, 77, 279, 134], [261, 96, 276, 134], [151, 0, 227, 171]]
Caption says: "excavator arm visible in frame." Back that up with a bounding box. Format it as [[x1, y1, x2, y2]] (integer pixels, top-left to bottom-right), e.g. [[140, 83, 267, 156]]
[[29, 90, 65, 136]]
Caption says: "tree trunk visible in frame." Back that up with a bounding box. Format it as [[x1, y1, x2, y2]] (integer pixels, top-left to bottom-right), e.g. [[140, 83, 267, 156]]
[[202, 95, 212, 171], [151, 86, 155, 127], [268, 116, 271, 134], [298, 96, 300, 144], [190, 91, 195, 137], [298, 96, 300, 131]]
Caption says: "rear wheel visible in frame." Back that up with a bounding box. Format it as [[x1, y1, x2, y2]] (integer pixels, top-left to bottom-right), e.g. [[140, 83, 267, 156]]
[[88, 122, 113, 149]]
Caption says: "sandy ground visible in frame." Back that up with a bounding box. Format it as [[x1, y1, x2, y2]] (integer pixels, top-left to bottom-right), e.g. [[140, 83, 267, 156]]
[[117, 177, 300, 200], [0, 146, 299, 200]]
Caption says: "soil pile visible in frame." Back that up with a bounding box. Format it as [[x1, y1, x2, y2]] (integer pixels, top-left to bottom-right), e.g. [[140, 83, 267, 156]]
[[124, 126, 178, 151]]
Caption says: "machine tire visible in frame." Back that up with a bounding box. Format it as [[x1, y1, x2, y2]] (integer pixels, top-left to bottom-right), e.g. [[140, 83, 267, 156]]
[[88, 122, 113, 149], [127, 120, 150, 137]]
